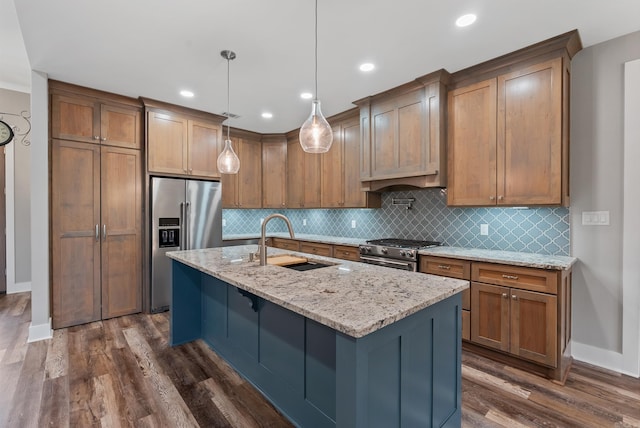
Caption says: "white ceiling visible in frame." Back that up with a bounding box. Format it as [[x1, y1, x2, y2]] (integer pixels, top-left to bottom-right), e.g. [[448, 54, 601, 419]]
[[4, 0, 640, 134]]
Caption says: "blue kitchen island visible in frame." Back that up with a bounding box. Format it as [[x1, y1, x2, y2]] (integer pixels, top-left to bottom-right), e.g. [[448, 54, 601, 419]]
[[168, 246, 469, 428]]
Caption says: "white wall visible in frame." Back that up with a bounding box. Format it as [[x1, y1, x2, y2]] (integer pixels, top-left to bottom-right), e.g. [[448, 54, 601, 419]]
[[0, 88, 31, 292], [571, 30, 640, 376]]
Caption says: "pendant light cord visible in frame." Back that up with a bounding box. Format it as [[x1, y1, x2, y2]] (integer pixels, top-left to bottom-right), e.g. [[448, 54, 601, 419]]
[[227, 55, 231, 141], [315, 0, 318, 100]]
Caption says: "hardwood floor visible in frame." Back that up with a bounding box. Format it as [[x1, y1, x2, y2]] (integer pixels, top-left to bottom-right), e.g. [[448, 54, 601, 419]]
[[1, 292, 639, 427]]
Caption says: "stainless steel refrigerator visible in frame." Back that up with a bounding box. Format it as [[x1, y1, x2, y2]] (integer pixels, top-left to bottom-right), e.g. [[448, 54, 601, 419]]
[[150, 177, 222, 312]]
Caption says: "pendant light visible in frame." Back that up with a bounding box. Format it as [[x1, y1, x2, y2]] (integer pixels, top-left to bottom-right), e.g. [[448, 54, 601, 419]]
[[299, 0, 333, 153], [217, 50, 241, 174]]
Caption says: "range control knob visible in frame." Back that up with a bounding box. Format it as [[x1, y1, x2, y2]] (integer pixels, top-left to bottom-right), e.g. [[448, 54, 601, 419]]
[[359, 246, 370, 254], [381, 247, 388, 255], [399, 250, 406, 257]]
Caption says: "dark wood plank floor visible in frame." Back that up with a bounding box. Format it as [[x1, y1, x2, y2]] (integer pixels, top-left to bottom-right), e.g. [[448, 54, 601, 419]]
[[1, 292, 639, 427]]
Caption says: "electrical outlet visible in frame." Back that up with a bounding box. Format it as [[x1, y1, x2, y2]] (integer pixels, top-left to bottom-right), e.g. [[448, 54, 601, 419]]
[[303, 218, 307, 226], [351, 220, 357, 228], [480, 224, 489, 235], [222, 219, 227, 227]]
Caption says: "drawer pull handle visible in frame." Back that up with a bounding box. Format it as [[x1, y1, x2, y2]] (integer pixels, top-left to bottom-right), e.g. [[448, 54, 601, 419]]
[[343, 251, 349, 255], [502, 274, 519, 280], [437, 265, 451, 270], [502, 293, 508, 298]]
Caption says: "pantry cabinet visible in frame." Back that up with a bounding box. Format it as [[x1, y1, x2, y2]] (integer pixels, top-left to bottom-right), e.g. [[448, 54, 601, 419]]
[[355, 70, 449, 190], [221, 132, 262, 208], [51, 140, 142, 328], [447, 30, 581, 207]]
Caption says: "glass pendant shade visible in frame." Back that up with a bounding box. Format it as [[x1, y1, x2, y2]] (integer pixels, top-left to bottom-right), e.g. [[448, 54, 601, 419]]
[[217, 138, 240, 174], [299, 100, 333, 153]]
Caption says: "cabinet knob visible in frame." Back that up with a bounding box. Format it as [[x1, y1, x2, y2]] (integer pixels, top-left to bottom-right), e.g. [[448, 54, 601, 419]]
[[489, 196, 495, 201], [502, 293, 508, 298], [512, 294, 518, 300], [189, 168, 193, 173], [94, 136, 100, 140], [101, 137, 107, 141], [498, 195, 504, 201]]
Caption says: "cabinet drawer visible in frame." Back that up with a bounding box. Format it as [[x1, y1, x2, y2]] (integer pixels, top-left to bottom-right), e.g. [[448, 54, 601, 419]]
[[299, 241, 333, 257], [333, 245, 360, 262], [271, 238, 300, 251], [472, 262, 558, 294], [462, 310, 470, 341], [420, 256, 471, 279]]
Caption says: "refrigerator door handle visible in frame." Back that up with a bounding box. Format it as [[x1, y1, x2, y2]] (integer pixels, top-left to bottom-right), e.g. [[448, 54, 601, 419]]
[[179, 202, 185, 250], [185, 201, 191, 250]]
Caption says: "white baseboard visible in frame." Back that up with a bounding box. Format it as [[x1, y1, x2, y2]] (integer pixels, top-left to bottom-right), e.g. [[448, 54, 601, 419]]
[[28, 317, 53, 343], [571, 341, 638, 377], [7, 281, 31, 294]]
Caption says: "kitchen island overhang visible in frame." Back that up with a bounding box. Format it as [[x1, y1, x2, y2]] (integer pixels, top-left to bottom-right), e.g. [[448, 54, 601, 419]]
[[168, 246, 469, 428]]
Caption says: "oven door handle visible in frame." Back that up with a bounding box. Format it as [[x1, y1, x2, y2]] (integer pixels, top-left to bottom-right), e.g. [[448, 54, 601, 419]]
[[360, 255, 415, 270]]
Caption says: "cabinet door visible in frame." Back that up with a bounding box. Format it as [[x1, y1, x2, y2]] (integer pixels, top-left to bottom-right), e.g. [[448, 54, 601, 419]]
[[470, 282, 509, 352], [221, 137, 240, 208], [238, 138, 263, 208], [51, 140, 101, 328], [321, 125, 344, 207], [147, 111, 188, 175], [262, 141, 287, 208], [342, 118, 367, 207], [100, 103, 141, 149], [286, 139, 305, 207], [101, 146, 142, 319], [510, 289, 557, 366], [447, 79, 498, 206], [188, 120, 222, 178], [299, 242, 333, 257], [497, 58, 563, 205], [51, 94, 100, 144], [304, 152, 322, 208]]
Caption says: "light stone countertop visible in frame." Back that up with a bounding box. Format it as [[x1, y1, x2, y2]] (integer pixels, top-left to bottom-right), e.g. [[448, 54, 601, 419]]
[[167, 245, 468, 339], [223, 233, 576, 270]]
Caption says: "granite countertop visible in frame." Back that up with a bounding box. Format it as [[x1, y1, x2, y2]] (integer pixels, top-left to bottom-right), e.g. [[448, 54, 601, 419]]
[[224, 233, 576, 270], [167, 245, 468, 339]]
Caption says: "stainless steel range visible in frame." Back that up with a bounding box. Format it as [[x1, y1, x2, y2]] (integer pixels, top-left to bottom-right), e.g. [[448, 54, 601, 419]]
[[359, 238, 441, 271]]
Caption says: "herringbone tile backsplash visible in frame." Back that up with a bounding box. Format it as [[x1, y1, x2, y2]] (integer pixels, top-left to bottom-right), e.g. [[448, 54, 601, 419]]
[[223, 189, 570, 256]]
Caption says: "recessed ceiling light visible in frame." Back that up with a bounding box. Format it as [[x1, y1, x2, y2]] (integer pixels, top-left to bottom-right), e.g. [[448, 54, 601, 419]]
[[359, 63, 375, 72], [262, 112, 273, 119], [300, 92, 313, 100], [180, 90, 194, 98], [456, 13, 477, 27]]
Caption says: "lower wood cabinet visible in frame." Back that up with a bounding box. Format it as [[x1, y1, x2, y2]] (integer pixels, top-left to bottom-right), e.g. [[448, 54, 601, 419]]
[[270, 238, 300, 252], [299, 241, 333, 258], [332, 245, 360, 262], [269, 239, 358, 261], [51, 140, 142, 328], [420, 255, 572, 382]]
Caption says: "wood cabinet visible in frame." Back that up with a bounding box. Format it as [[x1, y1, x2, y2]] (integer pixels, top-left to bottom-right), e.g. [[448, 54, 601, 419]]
[[421, 255, 572, 381], [299, 241, 333, 258], [286, 135, 321, 208], [51, 140, 142, 328], [262, 137, 287, 208], [222, 133, 263, 208], [447, 31, 581, 207], [270, 238, 300, 252], [51, 90, 142, 149], [332, 245, 360, 262], [268, 238, 358, 261], [420, 256, 471, 341], [146, 110, 223, 179], [355, 70, 449, 191], [322, 111, 381, 208]]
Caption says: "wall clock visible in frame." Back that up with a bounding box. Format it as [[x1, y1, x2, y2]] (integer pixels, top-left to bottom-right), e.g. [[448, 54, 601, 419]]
[[0, 119, 14, 146]]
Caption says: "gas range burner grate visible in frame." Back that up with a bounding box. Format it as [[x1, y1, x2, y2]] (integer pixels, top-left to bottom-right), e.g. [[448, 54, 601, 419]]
[[366, 238, 441, 249]]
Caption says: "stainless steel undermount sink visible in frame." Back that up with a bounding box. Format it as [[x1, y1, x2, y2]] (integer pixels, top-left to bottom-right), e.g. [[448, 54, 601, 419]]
[[283, 261, 333, 271]]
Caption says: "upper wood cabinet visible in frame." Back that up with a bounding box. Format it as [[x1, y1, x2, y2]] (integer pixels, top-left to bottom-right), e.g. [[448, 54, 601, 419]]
[[322, 111, 381, 208], [262, 136, 287, 208], [286, 135, 321, 208], [142, 98, 225, 179], [50, 82, 142, 149], [354, 70, 449, 191], [447, 30, 581, 207], [222, 133, 262, 208]]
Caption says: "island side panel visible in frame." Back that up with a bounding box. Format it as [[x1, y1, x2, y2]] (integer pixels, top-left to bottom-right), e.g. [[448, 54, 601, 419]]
[[170, 260, 203, 346], [335, 293, 462, 428]]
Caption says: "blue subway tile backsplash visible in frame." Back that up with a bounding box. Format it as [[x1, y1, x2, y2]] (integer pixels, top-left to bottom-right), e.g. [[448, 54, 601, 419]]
[[223, 189, 570, 256]]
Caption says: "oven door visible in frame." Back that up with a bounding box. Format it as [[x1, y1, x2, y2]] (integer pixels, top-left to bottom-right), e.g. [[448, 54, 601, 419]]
[[359, 255, 417, 271]]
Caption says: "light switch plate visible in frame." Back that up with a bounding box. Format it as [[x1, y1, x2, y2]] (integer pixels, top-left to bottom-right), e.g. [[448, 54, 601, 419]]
[[351, 220, 357, 228], [222, 219, 226, 227], [303, 219, 307, 226], [581, 211, 610, 226], [480, 224, 489, 235]]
